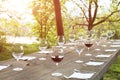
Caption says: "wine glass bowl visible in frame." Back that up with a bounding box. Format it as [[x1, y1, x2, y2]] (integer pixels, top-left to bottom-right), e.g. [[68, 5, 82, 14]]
[[69, 33, 75, 43], [107, 30, 115, 40], [95, 37, 101, 46], [51, 46, 64, 76], [78, 32, 84, 41], [100, 28, 108, 40], [51, 55, 64, 65], [107, 30, 113, 40], [95, 37, 101, 51], [100, 32, 109, 47], [111, 30, 115, 37], [85, 43, 93, 49], [12, 44, 24, 71], [84, 40, 93, 50], [39, 38, 48, 51]]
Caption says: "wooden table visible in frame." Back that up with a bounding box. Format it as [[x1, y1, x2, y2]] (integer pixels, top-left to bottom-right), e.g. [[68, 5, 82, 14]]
[[0, 40, 120, 80]]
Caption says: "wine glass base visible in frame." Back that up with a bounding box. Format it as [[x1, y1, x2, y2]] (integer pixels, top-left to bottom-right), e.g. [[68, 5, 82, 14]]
[[51, 72, 62, 76], [39, 57, 46, 60], [13, 67, 23, 71], [95, 48, 101, 51], [85, 53, 92, 56], [75, 60, 83, 63], [102, 45, 107, 47]]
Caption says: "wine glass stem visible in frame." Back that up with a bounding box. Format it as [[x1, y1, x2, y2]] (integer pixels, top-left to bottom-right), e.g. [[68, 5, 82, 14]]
[[78, 53, 81, 56], [17, 59, 19, 62], [88, 48, 90, 51]]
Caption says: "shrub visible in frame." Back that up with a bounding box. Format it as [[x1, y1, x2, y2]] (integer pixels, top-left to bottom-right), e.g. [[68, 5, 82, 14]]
[[0, 31, 6, 52]]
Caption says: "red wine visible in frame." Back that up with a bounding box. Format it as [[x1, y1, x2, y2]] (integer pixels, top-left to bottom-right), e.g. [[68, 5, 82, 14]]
[[85, 43, 93, 47], [51, 55, 64, 63]]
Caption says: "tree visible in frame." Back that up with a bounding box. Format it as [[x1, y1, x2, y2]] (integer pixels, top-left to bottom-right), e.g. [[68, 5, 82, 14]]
[[32, 0, 56, 38], [53, 0, 64, 36], [0, 0, 34, 37], [70, 0, 120, 30]]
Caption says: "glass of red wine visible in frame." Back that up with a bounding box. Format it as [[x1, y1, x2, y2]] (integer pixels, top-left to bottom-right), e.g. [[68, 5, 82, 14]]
[[84, 38, 93, 56], [51, 46, 64, 76]]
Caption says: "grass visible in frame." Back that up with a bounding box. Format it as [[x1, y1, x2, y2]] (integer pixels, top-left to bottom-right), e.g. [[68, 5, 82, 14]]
[[0, 43, 39, 61], [104, 55, 120, 80], [0, 43, 120, 80]]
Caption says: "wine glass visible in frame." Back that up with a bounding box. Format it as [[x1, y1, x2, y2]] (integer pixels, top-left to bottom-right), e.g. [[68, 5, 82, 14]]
[[95, 35, 101, 51], [108, 29, 115, 40], [107, 30, 113, 40], [84, 38, 93, 56], [68, 33, 76, 49], [12, 44, 24, 71], [111, 30, 115, 38], [100, 32, 108, 47], [38, 38, 48, 60], [75, 40, 84, 63], [78, 32, 84, 41], [57, 35, 65, 47], [69, 33, 75, 43], [51, 46, 64, 76]]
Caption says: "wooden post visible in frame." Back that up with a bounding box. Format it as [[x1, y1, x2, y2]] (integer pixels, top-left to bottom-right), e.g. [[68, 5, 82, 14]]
[[53, 0, 64, 36]]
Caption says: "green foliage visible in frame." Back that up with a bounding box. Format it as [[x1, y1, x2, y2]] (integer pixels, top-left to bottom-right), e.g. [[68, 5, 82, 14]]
[[0, 31, 6, 52], [46, 26, 58, 47], [104, 55, 120, 80], [32, 0, 56, 38]]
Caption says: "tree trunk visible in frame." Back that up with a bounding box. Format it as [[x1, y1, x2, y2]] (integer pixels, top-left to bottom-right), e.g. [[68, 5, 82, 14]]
[[53, 0, 64, 36]]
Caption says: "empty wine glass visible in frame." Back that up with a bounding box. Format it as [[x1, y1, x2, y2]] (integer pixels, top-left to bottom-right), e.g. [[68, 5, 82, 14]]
[[57, 35, 65, 47], [51, 46, 64, 76], [78, 32, 84, 41], [68, 33, 76, 49], [111, 30, 115, 37], [107, 30, 113, 40], [100, 32, 108, 47], [108, 29, 115, 40], [38, 38, 48, 60], [12, 44, 24, 71], [69, 33, 75, 43], [95, 36, 101, 51], [75, 40, 84, 63]]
